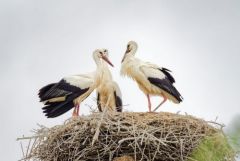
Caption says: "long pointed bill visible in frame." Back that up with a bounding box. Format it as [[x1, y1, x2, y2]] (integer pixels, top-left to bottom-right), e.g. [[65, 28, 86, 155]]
[[121, 54, 127, 63], [102, 55, 114, 67], [121, 47, 130, 63]]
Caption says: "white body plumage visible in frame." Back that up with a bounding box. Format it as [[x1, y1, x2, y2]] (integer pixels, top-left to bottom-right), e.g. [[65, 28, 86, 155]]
[[121, 41, 182, 112], [96, 53, 122, 112]]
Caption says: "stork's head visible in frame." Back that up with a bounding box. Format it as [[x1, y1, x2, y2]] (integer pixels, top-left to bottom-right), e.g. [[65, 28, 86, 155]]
[[93, 49, 114, 67], [102, 48, 109, 57], [121, 41, 138, 63]]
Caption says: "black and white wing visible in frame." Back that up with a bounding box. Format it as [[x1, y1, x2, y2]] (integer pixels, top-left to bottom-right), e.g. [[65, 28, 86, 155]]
[[140, 64, 183, 103], [38, 75, 94, 118]]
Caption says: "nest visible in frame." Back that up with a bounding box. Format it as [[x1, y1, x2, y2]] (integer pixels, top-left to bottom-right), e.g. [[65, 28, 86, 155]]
[[20, 112, 222, 161]]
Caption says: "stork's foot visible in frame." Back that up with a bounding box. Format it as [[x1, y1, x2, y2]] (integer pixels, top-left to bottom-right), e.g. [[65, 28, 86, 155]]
[[148, 105, 153, 113], [148, 107, 152, 112], [147, 111, 156, 113]]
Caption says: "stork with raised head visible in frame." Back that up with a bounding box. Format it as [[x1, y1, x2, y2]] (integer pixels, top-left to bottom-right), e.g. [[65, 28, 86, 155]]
[[96, 50, 122, 112], [121, 41, 183, 112], [38, 49, 114, 118]]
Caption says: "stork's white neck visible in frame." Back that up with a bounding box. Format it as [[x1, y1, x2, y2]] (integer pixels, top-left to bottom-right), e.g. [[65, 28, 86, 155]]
[[93, 54, 101, 67], [122, 52, 135, 64], [102, 61, 112, 79], [94, 60, 112, 87]]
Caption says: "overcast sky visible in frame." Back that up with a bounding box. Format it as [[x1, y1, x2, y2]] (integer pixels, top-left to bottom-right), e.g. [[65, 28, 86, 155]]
[[0, 0, 240, 160]]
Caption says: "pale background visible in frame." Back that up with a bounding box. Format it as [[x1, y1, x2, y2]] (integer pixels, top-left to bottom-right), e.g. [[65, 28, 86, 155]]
[[0, 0, 239, 160]]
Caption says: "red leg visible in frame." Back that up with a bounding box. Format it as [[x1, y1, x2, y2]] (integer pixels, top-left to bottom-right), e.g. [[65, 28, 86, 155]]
[[153, 94, 167, 112], [76, 104, 80, 116], [147, 94, 151, 112], [72, 104, 79, 117], [72, 107, 77, 117]]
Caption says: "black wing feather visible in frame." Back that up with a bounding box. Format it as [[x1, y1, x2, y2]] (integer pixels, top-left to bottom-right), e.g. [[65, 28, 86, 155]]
[[114, 91, 122, 112], [39, 79, 81, 102], [42, 88, 89, 118], [42, 97, 75, 118], [96, 92, 102, 112], [148, 77, 182, 102], [38, 83, 56, 99], [159, 68, 175, 84], [39, 79, 90, 118]]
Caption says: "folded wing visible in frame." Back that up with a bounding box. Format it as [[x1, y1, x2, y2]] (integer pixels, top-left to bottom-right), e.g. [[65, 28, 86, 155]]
[[140, 64, 182, 103]]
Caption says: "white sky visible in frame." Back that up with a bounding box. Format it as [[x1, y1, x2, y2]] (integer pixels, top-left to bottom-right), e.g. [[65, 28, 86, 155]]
[[0, 0, 240, 160]]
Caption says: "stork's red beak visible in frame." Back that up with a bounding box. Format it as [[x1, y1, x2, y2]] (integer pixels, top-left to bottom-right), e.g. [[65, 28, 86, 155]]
[[102, 55, 114, 67]]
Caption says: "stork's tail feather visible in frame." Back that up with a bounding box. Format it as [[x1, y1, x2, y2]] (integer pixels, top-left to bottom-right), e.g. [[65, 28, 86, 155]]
[[162, 84, 183, 103], [38, 83, 56, 102], [162, 88, 183, 104], [172, 87, 183, 103], [42, 95, 75, 118]]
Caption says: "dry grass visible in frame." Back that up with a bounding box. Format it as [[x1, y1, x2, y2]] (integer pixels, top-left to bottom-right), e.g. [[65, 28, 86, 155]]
[[19, 112, 227, 161]]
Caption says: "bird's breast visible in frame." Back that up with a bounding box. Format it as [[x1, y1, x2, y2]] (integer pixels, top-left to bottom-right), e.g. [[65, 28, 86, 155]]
[[121, 63, 153, 94]]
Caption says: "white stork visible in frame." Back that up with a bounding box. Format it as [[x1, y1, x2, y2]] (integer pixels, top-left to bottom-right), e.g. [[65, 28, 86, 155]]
[[38, 49, 114, 118], [96, 50, 122, 112], [121, 41, 183, 112]]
